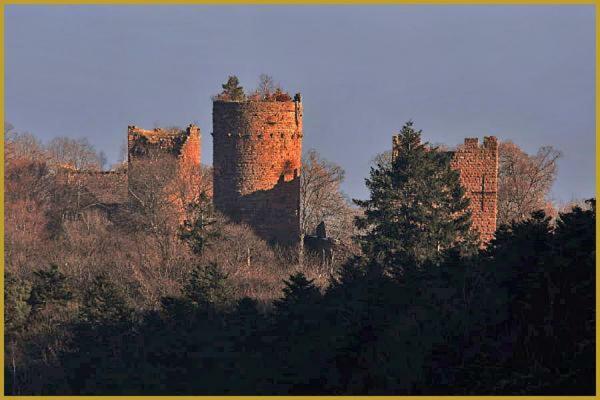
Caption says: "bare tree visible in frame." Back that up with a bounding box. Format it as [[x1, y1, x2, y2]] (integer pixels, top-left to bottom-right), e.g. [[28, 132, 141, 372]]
[[116, 136, 128, 167], [371, 149, 393, 170], [300, 149, 355, 242], [123, 154, 181, 264], [98, 151, 108, 170], [498, 141, 561, 225], [46, 136, 103, 171], [5, 127, 46, 163], [256, 74, 276, 99]]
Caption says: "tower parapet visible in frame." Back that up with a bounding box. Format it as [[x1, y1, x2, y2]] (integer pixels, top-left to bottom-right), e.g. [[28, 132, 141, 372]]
[[212, 96, 303, 245]]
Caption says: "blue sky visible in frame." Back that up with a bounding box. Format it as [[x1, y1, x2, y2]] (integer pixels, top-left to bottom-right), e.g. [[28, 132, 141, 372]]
[[5, 5, 595, 202]]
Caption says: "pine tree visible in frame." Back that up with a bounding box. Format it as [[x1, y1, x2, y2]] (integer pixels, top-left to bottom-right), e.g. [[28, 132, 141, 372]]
[[5, 272, 31, 335], [80, 274, 132, 326], [273, 272, 321, 319], [220, 75, 245, 101], [65, 274, 135, 394], [27, 265, 73, 315], [183, 262, 232, 310], [354, 121, 476, 277]]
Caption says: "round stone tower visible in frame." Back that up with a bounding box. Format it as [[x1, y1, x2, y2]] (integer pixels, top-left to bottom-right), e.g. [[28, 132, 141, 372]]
[[212, 94, 303, 245]]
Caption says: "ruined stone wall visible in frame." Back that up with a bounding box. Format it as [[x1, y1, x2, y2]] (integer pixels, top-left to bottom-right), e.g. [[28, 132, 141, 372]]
[[212, 98, 303, 245], [127, 124, 201, 183], [176, 125, 202, 208], [127, 124, 202, 220], [179, 124, 201, 172], [449, 136, 498, 244], [127, 124, 200, 166]]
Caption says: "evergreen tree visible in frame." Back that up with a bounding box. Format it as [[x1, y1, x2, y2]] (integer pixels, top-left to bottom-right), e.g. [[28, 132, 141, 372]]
[[273, 272, 321, 319], [220, 75, 245, 101], [5, 272, 32, 335], [270, 273, 325, 393], [5, 273, 32, 395], [183, 262, 232, 310], [64, 274, 136, 395], [354, 121, 477, 276], [27, 265, 73, 315], [79, 274, 132, 326], [226, 297, 266, 393]]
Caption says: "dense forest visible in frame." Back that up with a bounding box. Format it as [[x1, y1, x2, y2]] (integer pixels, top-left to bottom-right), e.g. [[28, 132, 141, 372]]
[[4, 121, 594, 395]]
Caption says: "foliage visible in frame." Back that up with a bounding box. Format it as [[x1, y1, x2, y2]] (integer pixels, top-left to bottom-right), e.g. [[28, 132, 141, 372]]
[[179, 192, 221, 255], [6, 201, 595, 396], [182, 263, 232, 310], [4, 123, 593, 396], [79, 274, 132, 326], [5, 273, 32, 337], [218, 75, 245, 101], [354, 121, 477, 276], [27, 265, 73, 315], [498, 141, 561, 225], [300, 149, 354, 241]]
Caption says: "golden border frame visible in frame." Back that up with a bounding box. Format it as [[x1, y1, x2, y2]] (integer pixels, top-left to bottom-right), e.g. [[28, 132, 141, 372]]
[[0, 1, 597, 399]]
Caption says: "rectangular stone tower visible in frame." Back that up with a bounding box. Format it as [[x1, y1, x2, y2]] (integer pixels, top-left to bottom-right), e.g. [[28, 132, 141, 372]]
[[392, 135, 498, 244], [449, 136, 498, 243]]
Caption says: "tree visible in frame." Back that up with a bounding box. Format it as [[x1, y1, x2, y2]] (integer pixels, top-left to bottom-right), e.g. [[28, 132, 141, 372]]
[[124, 153, 181, 262], [5, 273, 32, 336], [46, 136, 103, 170], [370, 149, 393, 171], [354, 121, 477, 276], [79, 274, 132, 326], [179, 192, 221, 256], [300, 150, 354, 242], [5, 273, 32, 395], [27, 265, 73, 316], [256, 74, 276, 99], [273, 272, 321, 318], [219, 75, 245, 101], [498, 141, 561, 225], [5, 125, 46, 163], [270, 272, 324, 392], [183, 263, 232, 310]]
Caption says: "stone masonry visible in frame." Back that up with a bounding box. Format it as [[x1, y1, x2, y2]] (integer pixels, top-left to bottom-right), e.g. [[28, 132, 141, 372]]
[[63, 124, 201, 217], [449, 136, 498, 243], [127, 124, 202, 219], [393, 135, 499, 244], [127, 124, 201, 169], [63, 89, 497, 247], [212, 95, 303, 245]]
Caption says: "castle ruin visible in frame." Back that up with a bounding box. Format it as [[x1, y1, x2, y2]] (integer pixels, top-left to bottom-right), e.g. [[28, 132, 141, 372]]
[[64, 82, 498, 246], [62, 124, 201, 215]]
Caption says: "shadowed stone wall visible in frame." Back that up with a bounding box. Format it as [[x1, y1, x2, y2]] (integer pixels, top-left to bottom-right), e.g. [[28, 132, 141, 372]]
[[212, 96, 303, 245]]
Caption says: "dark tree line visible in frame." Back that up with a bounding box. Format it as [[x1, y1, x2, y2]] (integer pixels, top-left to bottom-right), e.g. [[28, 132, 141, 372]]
[[5, 122, 594, 395]]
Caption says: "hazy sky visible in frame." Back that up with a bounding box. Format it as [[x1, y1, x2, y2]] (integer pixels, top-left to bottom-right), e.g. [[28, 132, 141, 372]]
[[5, 5, 595, 203]]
